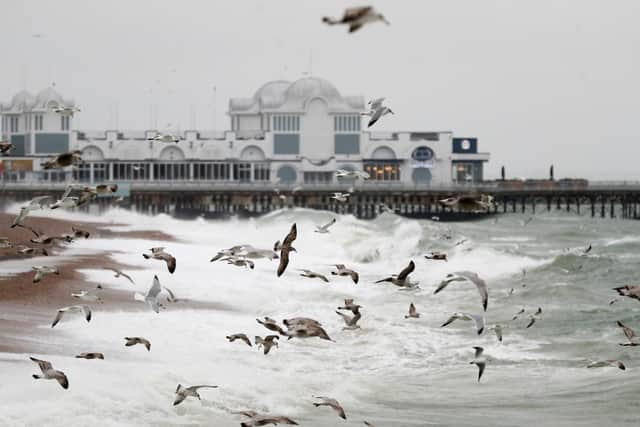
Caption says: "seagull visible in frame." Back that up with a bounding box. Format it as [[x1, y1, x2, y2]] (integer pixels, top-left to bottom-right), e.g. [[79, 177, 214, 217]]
[[330, 192, 350, 202], [240, 246, 279, 260], [336, 308, 361, 330], [405, 302, 420, 319], [143, 248, 176, 273], [236, 411, 299, 426], [0, 237, 13, 248], [173, 384, 218, 406], [70, 227, 90, 239], [16, 246, 48, 256], [222, 256, 255, 269], [0, 141, 15, 154], [104, 267, 135, 284], [134, 275, 163, 313], [255, 335, 279, 355], [366, 100, 394, 128], [526, 307, 542, 328], [424, 252, 448, 261], [71, 287, 103, 303], [11, 195, 52, 228], [331, 264, 359, 284], [335, 169, 370, 180], [315, 218, 337, 234], [281, 319, 333, 341], [586, 360, 626, 370], [49, 195, 79, 210], [617, 320, 640, 346], [51, 305, 91, 328], [226, 334, 252, 347], [124, 337, 151, 351], [613, 285, 640, 302], [439, 195, 493, 212], [512, 308, 525, 321], [488, 324, 503, 342], [162, 286, 178, 303], [51, 105, 80, 117], [313, 396, 347, 419], [434, 271, 489, 311], [337, 299, 361, 313], [299, 269, 329, 283], [277, 223, 297, 277], [375, 260, 415, 287], [322, 6, 389, 33], [42, 150, 82, 169], [32, 266, 59, 283], [30, 357, 68, 389], [147, 132, 181, 143], [75, 352, 104, 360], [469, 346, 487, 382], [582, 244, 592, 255], [257, 317, 285, 334], [30, 234, 71, 245], [441, 312, 485, 335]]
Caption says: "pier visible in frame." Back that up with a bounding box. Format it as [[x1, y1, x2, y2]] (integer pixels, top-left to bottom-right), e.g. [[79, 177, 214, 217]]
[[2, 179, 640, 220]]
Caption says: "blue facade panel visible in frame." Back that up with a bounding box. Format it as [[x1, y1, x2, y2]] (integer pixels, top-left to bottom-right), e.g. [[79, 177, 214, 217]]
[[334, 134, 360, 155], [274, 134, 300, 154], [10, 134, 27, 156], [452, 137, 478, 154], [35, 133, 69, 154]]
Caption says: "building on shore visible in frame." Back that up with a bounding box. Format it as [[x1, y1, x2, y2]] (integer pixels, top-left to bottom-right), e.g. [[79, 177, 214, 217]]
[[1, 77, 489, 186]]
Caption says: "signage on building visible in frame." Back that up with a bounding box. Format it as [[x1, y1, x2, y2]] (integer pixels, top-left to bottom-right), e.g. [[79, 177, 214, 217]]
[[411, 161, 433, 169]]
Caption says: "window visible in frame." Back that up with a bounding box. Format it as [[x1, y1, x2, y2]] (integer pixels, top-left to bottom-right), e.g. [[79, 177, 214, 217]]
[[9, 116, 19, 133], [334, 115, 360, 132], [334, 134, 360, 155], [273, 115, 299, 132], [254, 163, 270, 181], [233, 163, 251, 181], [412, 146, 434, 161], [193, 163, 230, 180], [304, 172, 333, 184], [277, 165, 297, 183], [364, 162, 400, 181], [35, 115, 43, 131], [61, 116, 70, 131], [73, 163, 91, 182], [93, 163, 107, 182], [274, 134, 300, 154]]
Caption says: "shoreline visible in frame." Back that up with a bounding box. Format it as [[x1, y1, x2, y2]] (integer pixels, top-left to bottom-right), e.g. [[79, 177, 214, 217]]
[[0, 212, 225, 354]]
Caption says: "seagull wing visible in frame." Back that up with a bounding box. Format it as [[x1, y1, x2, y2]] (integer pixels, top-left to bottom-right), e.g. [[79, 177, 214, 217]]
[[322, 218, 337, 230], [188, 385, 218, 392], [475, 361, 486, 382], [460, 271, 488, 311], [441, 314, 458, 328], [473, 346, 484, 358], [335, 311, 352, 326], [11, 207, 29, 227], [397, 260, 415, 282], [163, 286, 177, 302], [277, 249, 290, 277], [344, 6, 372, 21], [349, 270, 359, 284], [147, 275, 162, 298], [617, 320, 637, 342], [367, 108, 383, 127], [409, 303, 417, 316], [54, 371, 69, 389], [368, 97, 385, 109], [81, 305, 92, 322], [157, 252, 176, 273], [283, 223, 297, 247], [51, 309, 65, 328], [30, 357, 52, 373], [470, 314, 485, 334]]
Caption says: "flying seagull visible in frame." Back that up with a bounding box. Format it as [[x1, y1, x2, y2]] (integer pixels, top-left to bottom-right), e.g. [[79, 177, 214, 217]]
[[613, 285, 640, 302], [277, 223, 297, 277], [42, 150, 82, 169], [441, 312, 485, 335], [587, 360, 626, 370], [488, 324, 503, 342], [30, 357, 69, 389], [315, 217, 337, 234], [124, 337, 151, 351], [104, 267, 135, 284], [75, 352, 104, 360], [330, 192, 350, 203], [405, 302, 420, 319], [617, 320, 640, 346], [32, 266, 59, 283], [322, 6, 389, 33], [143, 247, 176, 273], [469, 346, 487, 382], [173, 384, 218, 406], [366, 99, 394, 128], [435, 271, 489, 311], [10, 196, 52, 228], [313, 396, 347, 419], [51, 305, 91, 328], [338, 299, 361, 313], [424, 251, 448, 261], [255, 335, 279, 355], [134, 275, 163, 313], [299, 269, 329, 283], [226, 333, 252, 347], [331, 264, 359, 284], [375, 260, 415, 287], [256, 317, 285, 334], [236, 411, 299, 426], [336, 308, 361, 330]]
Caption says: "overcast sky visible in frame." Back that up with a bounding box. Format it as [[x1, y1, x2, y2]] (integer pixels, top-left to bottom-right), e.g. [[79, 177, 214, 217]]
[[1, 0, 638, 179]]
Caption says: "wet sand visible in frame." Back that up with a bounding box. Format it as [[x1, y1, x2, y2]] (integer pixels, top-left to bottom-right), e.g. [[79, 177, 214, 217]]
[[0, 212, 227, 354]]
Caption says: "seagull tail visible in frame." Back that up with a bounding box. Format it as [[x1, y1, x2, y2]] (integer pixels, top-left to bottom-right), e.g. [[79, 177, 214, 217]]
[[322, 16, 338, 25], [32, 374, 41, 379]]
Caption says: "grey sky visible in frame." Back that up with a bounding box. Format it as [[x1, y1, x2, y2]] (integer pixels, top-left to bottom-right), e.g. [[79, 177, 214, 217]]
[[1, 0, 638, 179]]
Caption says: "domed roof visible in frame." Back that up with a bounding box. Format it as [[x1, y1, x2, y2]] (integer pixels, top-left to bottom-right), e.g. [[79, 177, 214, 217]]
[[7, 90, 36, 110], [35, 87, 64, 108], [285, 77, 342, 104], [253, 80, 290, 107]]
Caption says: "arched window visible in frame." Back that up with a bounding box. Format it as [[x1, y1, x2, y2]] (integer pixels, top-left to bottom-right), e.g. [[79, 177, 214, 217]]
[[412, 168, 432, 184], [277, 165, 297, 183], [412, 146, 434, 161]]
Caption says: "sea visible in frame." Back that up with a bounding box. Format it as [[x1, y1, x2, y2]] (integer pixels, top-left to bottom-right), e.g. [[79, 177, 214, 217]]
[[1, 206, 639, 427]]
